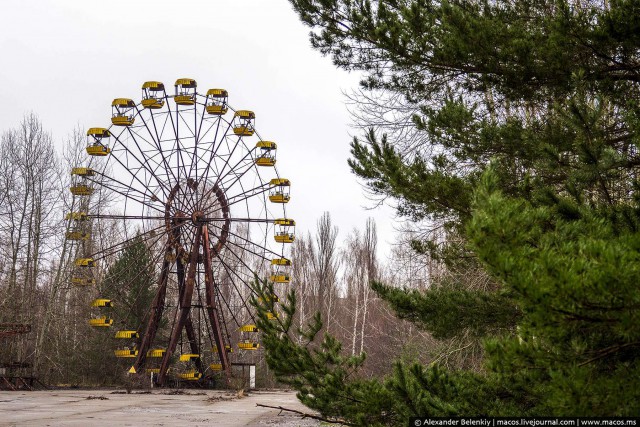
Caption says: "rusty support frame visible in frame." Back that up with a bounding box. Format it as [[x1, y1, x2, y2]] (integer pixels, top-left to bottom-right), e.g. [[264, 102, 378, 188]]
[[202, 226, 232, 383], [134, 256, 170, 372], [157, 227, 202, 385], [132, 181, 233, 386]]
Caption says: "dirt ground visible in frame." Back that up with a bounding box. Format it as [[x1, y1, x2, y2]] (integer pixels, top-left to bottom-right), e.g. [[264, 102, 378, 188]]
[[0, 389, 322, 426]]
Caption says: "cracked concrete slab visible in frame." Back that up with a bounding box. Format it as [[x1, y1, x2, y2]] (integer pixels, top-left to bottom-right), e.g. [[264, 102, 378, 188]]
[[0, 390, 321, 427]]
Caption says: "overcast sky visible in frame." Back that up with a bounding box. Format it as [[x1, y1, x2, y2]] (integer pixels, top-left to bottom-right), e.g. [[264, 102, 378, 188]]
[[0, 0, 398, 258]]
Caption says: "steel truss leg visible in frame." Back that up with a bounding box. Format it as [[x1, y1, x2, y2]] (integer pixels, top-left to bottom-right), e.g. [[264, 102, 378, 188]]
[[202, 226, 232, 384], [157, 228, 202, 385], [134, 252, 171, 372]]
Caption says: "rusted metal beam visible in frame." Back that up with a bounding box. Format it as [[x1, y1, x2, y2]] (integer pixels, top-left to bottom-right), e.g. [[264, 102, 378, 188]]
[[184, 316, 205, 375], [157, 227, 202, 385], [202, 225, 231, 384], [134, 253, 170, 373]]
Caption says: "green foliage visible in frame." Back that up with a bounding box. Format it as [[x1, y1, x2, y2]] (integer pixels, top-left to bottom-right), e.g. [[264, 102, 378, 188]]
[[304, 0, 640, 237], [469, 170, 640, 415], [274, 0, 640, 421], [371, 281, 520, 339], [101, 235, 156, 330], [80, 235, 156, 384], [251, 280, 391, 425], [251, 280, 530, 424], [349, 130, 475, 225], [290, 0, 640, 101]]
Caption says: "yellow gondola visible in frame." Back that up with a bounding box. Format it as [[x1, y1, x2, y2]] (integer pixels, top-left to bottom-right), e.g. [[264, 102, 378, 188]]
[[233, 110, 255, 136], [141, 81, 166, 109], [66, 231, 90, 240], [174, 78, 197, 105], [71, 167, 94, 176], [275, 233, 295, 243], [274, 218, 295, 243], [86, 145, 110, 156], [269, 178, 290, 203], [88, 316, 113, 327], [147, 349, 166, 358], [114, 349, 138, 358], [255, 141, 276, 166], [70, 185, 94, 196], [71, 277, 95, 286], [237, 341, 259, 350], [75, 258, 95, 267], [111, 98, 136, 126], [206, 89, 228, 115], [209, 363, 223, 371], [179, 353, 200, 362], [270, 274, 291, 284], [146, 368, 161, 374], [239, 324, 258, 333], [115, 330, 139, 339], [91, 298, 113, 308], [177, 370, 202, 381], [86, 128, 111, 156], [66, 212, 88, 221], [271, 258, 291, 284]]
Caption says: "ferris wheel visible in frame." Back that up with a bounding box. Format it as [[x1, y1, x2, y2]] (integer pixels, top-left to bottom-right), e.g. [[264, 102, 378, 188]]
[[66, 78, 294, 385]]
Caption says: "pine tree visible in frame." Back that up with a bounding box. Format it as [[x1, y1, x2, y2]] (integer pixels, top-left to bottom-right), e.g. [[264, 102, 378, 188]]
[[82, 235, 156, 384], [249, 0, 640, 421], [101, 236, 156, 330]]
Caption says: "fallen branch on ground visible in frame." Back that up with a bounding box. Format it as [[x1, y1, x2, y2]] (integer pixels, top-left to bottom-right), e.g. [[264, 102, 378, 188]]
[[255, 403, 354, 426]]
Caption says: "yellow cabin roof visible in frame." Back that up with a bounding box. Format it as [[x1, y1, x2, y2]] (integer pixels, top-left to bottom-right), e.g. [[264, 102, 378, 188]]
[[274, 218, 295, 226], [88, 316, 112, 327], [175, 78, 197, 87], [114, 349, 138, 358], [71, 277, 95, 286], [142, 81, 165, 90], [177, 370, 202, 380], [87, 128, 110, 137], [75, 258, 95, 267], [179, 353, 200, 362], [270, 178, 290, 186], [147, 349, 166, 357], [256, 141, 276, 149], [237, 341, 259, 350], [271, 274, 291, 283], [115, 330, 138, 339], [239, 324, 258, 332], [91, 298, 112, 307], [112, 98, 136, 107], [234, 110, 255, 119], [206, 88, 228, 97], [66, 212, 88, 220], [271, 257, 292, 266], [71, 167, 94, 176]]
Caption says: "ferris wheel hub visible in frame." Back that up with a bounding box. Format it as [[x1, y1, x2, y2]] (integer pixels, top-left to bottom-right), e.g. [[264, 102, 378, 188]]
[[191, 210, 205, 225]]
